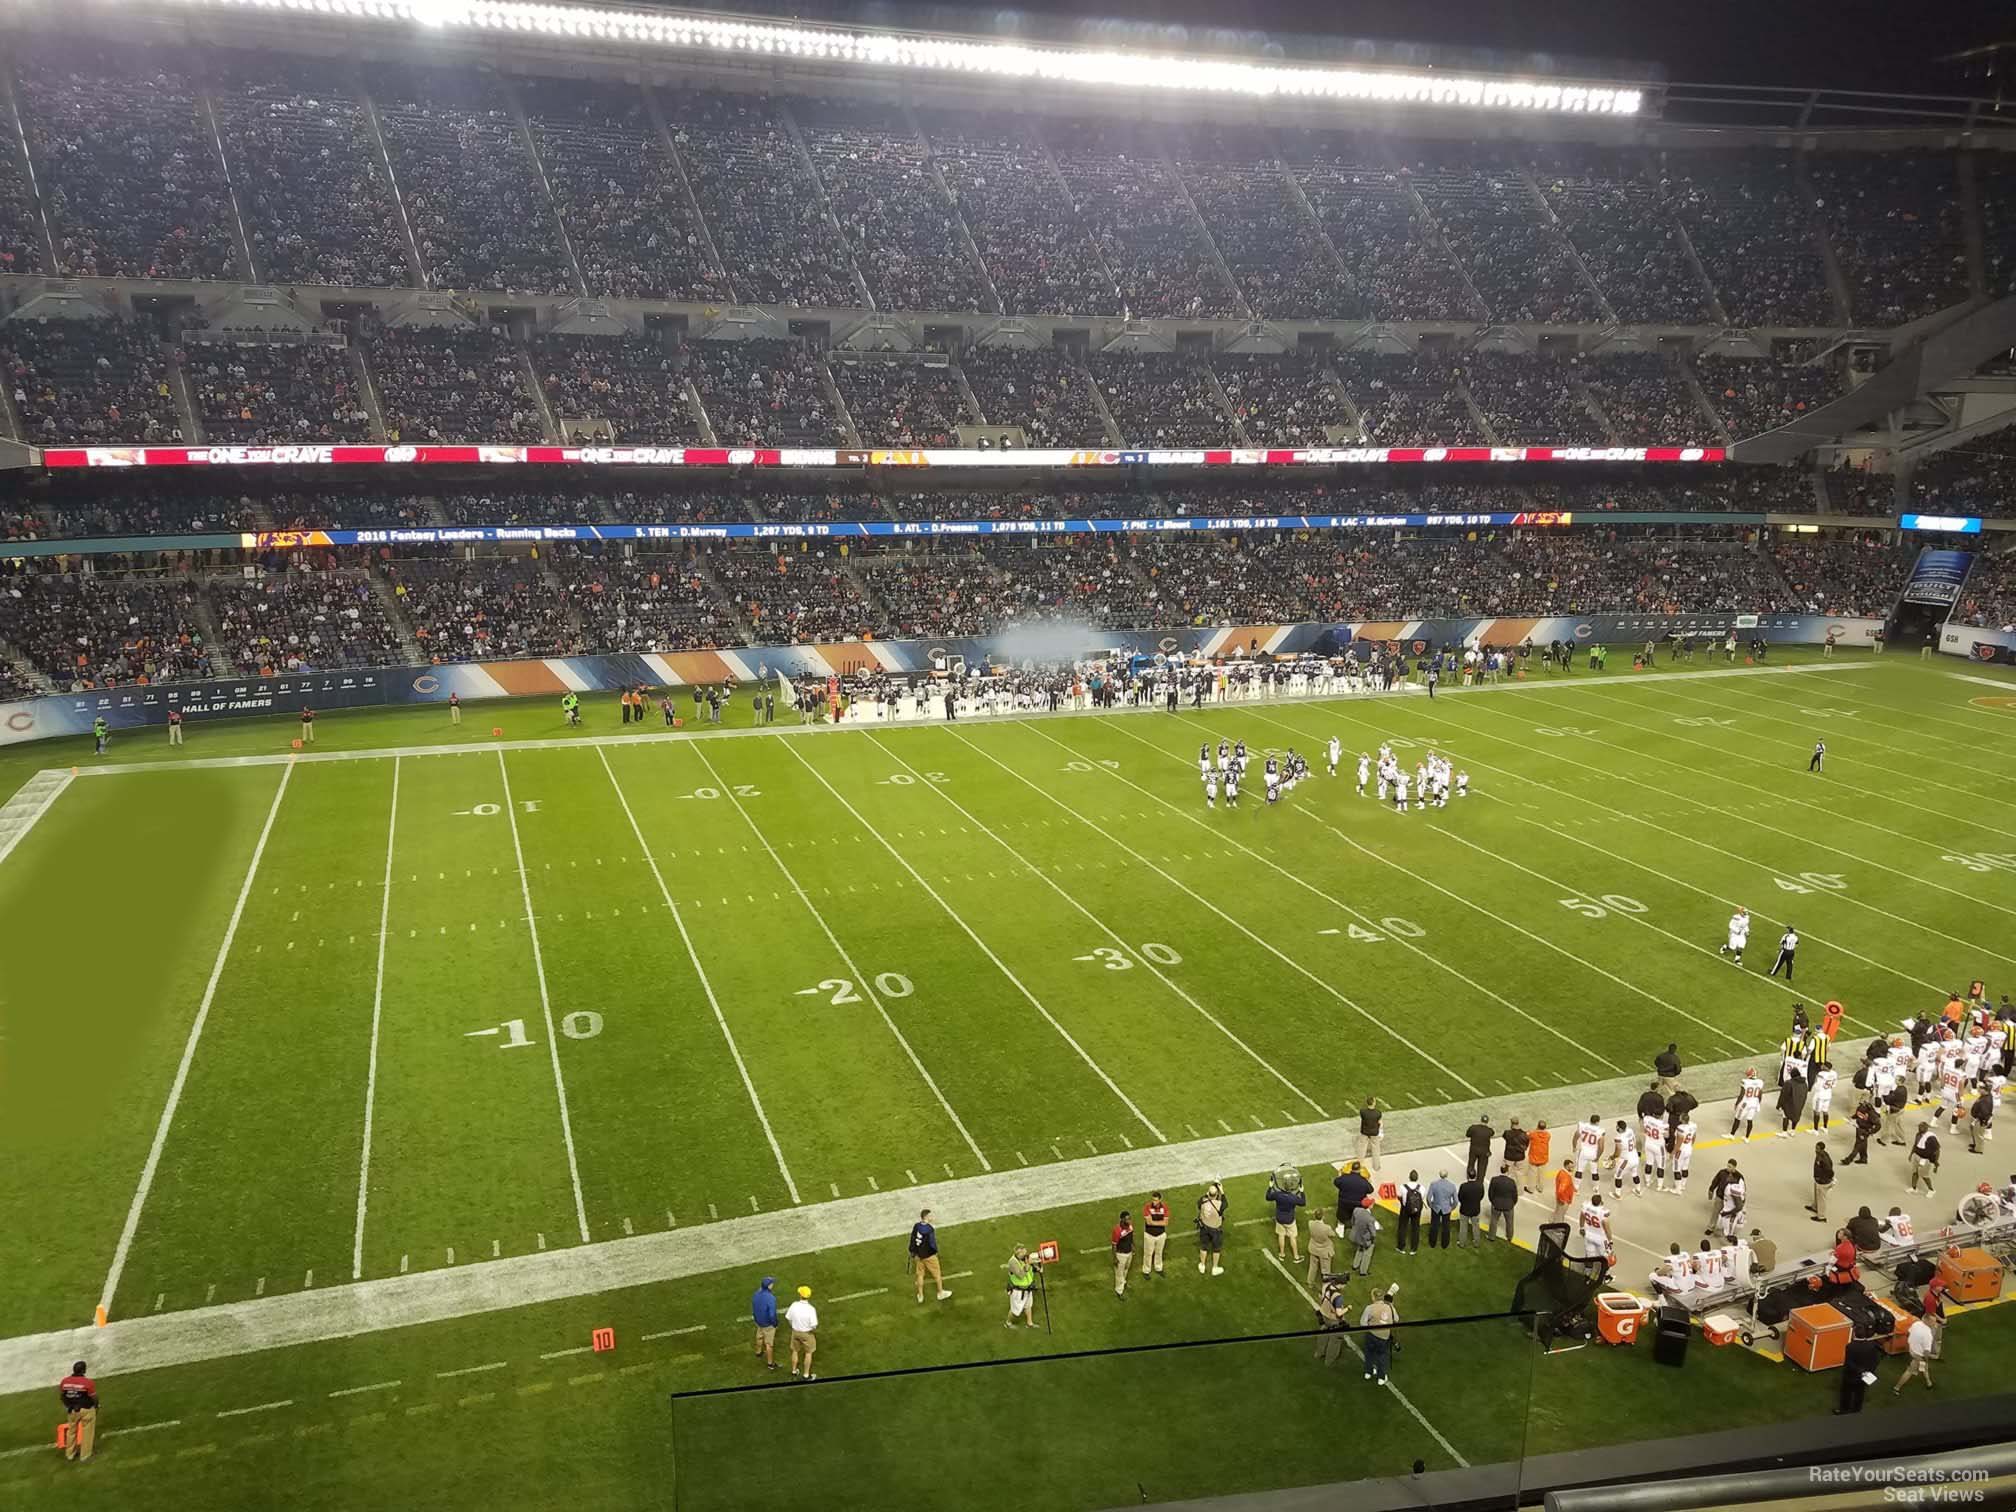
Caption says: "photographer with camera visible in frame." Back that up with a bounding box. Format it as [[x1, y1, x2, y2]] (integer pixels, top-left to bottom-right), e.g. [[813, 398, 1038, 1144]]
[[1196, 1181, 1229, 1276], [1312, 1272, 1353, 1365]]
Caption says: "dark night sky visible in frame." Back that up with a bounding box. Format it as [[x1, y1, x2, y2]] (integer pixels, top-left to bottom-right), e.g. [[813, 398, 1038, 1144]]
[[734, 0, 2012, 98]]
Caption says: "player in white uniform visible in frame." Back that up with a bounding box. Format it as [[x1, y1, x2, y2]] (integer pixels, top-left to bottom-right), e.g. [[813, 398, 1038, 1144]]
[[1413, 762, 1428, 810], [1939, 1058, 1967, 1130], [1356, 753, 1370, 795], [1203, 770, 1218, 809], [1263, 757, 1281, 806], [1641, 1111, 1669, 1192], [1731, 1070, 1764, 1138], [1456, 770, 1469, 798], [1375, 761, 1390, 802], [1808, 1064, 1837, 1131], [1915, 1036, 1940, 1097], [1217, 740, 1230, 775], [1327, 737, 1341, 777], [1198, 743, 1211, 780], [1573, 1115, 1604, 1180], [1718, 908, 1750, 966], [1610, 1120, 1642, 1196], [1393, 771, 1410, 814], [1578, 1193, 1613, 1263], [1670, 1117, 1697, 1195]]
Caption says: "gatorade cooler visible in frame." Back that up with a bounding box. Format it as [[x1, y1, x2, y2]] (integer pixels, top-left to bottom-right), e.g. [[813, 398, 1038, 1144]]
[[1936, 1247, 2004, 1305], [1595, 1292, 1646, 1345], [1701, 1313, 1742, 1347], [1785, 1303, 1851, 1371]]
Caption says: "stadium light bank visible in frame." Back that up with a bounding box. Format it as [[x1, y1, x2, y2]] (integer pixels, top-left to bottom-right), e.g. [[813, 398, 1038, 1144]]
[[139, 0, 1646, 115]]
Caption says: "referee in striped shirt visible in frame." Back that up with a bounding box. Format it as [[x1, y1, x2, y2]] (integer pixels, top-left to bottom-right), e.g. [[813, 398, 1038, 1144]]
[[1770, 927, 1799, 981]]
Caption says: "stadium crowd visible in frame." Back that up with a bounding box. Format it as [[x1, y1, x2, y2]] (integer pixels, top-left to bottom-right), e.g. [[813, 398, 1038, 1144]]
[[367, 325, 545, 445], [210, 564, 408, 671], [4, 319, 183, 444], [185, 340, 373, 444], [686, 339, 842, 447], [530, 333, 698, 444]]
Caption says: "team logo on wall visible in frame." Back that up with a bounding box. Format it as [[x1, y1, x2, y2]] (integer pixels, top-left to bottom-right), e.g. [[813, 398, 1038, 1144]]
[[1158, 636, 1179, 654], [1976, 644, 2002, 662], [411, 673, 442, 694], [1410, 639, 1427, 654], [4, 710, 33, 733], [1572, 622, 1595, 639]]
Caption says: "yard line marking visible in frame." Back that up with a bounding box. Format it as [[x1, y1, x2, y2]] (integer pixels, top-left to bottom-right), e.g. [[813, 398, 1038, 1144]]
[[938, 730, 1336, 1116], [1259, 1249, 1468, 1465], [1634, 678, 2016, 827], [1157, 713, 1631, 1074], [497, 751, 589, 1245], [103, 1418, 182, 1437], [399, 1255, 408, 1274], [829, 1183, 840, 1198], [99, 761, 294, 1321], [352, 754, 400, 1279], [215, 1399, 292, 1419], [998, 725, 1478, 1099], [0, 768, 74, 870], [903, 1171, 917, 1187], [943, 1270, 974, 1281], [328, 1381, 400, 1398], [203, 1284, 215, 1303], [1707, 680, 2016, 801], [1014, 1151, 1027, 1166], [435, 1361, 508, 1379], [1471, 686, 2016, 924], [1217, 1118, 1234, 1133], [694, 744, 990, 1173], [827, 1288, 889, 1304], [1338, 695, 1984, 987], [598, 747, 800, 1203], [790, 737, 1164, 1147], [642, 1325, 707, 1341], [153, 1293, 164, 1312], [540, 1346, 592, 1360]]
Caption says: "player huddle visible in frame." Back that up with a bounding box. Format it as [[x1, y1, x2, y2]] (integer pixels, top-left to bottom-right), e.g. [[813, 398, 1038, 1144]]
[[1366, 744, 1467, 812], [1198, 737, 1469, 813]]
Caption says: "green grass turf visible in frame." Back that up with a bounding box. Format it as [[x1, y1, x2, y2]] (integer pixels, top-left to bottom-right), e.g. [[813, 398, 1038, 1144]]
[[3, 1173, 2012, 1512], [1, 648, 2014, 1506]]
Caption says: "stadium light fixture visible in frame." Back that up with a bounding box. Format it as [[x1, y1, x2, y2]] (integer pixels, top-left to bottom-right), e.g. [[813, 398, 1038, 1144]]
[[147, 0, 1645, 114]]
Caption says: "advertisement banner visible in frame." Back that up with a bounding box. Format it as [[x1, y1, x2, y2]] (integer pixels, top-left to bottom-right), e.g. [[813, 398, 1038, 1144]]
[[37, 443, 1727, 472], [1900, 547, 1975, 607], [0, 612, 1885, 748]]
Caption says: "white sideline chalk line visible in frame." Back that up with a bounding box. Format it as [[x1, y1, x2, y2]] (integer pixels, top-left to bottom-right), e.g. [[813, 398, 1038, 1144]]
[[352, 755, 400, 1278], [0, 769, 74, 869], [98, 763, 295, 1318]]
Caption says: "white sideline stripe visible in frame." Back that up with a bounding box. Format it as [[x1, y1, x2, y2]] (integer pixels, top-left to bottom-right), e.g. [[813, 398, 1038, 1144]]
[[935, 730, 1331, 1119], [102, 1418, 183, 1437], [784, 735, 1165, 1144], [435, 1361, 508, 1379], [497, 750, 590, 1245], [825, 1288, 889, 1304], [327, 1381, 401, 1398], [994, 724, 1480, 1098], [1418, 685, 2016, 974], [0, 769, 73, 869], [1157, 710, 1630, 1073], [595, 746, 799, 1205], [215, 1399, 292, 1418], [98, 762, 295, 1319], [641, 1325, 707, 1341], [352, 755, 400, 1279], [43, 662, 1876, 781], [1946, 671, 2016, 693], [691, 742, 991, 1173], [0, 1065, 1786, 1394], [1258, 1250, 1467, 1467], [539, 1346, 593, 1360]]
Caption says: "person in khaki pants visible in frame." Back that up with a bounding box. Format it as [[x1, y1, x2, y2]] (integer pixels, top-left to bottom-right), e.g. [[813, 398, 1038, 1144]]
[[1306, 1212, 1337, 1286], [1110, 1210, 1135, 1297], [58, 1362, 96, 1463], [1523, 1122, 1552, 1195], [1140, 1193, 1170, 1277]]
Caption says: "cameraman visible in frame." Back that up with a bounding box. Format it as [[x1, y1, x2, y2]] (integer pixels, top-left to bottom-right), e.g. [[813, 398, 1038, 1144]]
[[1312, 1273, 1352, 1365], [1196, 1182, 1228, 1276]]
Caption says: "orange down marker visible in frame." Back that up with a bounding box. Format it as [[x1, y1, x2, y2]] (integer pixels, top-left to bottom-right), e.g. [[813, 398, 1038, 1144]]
[[591, 1327, 615, 1353]]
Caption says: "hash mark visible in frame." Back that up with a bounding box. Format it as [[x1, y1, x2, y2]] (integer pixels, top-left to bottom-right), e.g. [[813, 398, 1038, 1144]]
[[254, 1276, 266, 1297]]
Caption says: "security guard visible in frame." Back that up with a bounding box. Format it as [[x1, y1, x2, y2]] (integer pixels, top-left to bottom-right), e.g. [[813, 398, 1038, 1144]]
[[58, 1361, 97, 1462]]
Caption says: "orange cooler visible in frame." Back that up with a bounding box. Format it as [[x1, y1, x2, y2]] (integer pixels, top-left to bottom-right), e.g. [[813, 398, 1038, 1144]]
[[1935, 1248, 2004, 1305], [1785, 1303, 1851, 1371], [1596, 1292, 1646, 1345]]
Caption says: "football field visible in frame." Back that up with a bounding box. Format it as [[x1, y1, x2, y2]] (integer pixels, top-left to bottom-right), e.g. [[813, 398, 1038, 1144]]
[[5, 652, 2015, 1355]]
